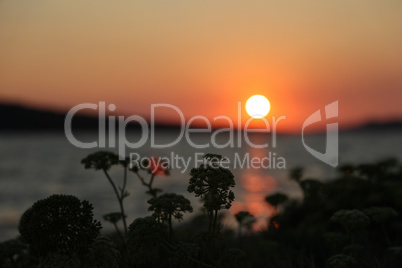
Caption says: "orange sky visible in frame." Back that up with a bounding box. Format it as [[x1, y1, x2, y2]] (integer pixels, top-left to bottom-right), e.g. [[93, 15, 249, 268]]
[[0, 0, 401, 133]]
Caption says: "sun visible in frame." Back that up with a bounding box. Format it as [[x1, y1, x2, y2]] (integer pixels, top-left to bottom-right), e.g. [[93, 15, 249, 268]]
[[246, 95, 271, 118]]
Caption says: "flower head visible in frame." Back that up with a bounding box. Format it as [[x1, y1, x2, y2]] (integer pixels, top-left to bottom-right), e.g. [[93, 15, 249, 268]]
[[148, 193, 193, 222], [19, 194, 102, 258], [126, 216, 168, 265], [363, 207, 398, 224], [83, 236, 120, 268], [81, 151, 119, 171], [327, 254, 358, 268], [188, 154, 235, 212], [265, 192, 288, 207], [330, 209, 370, 232], [103, 212, 125, 224]]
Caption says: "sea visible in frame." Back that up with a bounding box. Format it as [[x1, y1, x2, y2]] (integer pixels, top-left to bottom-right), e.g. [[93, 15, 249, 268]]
[[1, 129, 401, 240]]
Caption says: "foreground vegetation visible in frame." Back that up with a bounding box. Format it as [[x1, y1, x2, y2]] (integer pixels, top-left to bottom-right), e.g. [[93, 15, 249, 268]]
[[1, 152, 402, 267]]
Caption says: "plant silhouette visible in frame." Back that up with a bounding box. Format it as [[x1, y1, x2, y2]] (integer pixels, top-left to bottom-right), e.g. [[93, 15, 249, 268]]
[[18, 195, 101, 262], [81, 151, 129, 237], [148, 193, 193, 241], [188, 154, 235, 237], [1, 155, 402, 267]]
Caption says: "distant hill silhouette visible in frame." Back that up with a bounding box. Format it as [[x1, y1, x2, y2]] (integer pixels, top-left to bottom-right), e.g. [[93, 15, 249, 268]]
[[0, 103, 178, 132], [0, 103, 98, 131], [0, 103, 401, 132], [348, 121, 402, 132]]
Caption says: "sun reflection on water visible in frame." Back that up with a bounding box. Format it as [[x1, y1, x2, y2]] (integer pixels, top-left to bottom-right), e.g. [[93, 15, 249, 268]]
[[227, 142, 279, 232]]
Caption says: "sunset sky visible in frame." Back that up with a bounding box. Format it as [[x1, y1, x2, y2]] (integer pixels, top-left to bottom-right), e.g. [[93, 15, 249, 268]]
[[1, 0, 401, 132]]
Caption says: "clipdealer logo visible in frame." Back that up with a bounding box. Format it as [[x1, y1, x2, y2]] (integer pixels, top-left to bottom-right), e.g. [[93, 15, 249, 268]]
[[64, 101, 338, 171]]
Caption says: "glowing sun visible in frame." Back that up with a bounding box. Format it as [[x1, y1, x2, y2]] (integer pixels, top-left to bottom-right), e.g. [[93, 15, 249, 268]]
[[246, 95, 271, 118]]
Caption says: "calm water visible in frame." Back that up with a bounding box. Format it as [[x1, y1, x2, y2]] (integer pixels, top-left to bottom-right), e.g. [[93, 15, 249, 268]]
[[1, 130, 401, 240]]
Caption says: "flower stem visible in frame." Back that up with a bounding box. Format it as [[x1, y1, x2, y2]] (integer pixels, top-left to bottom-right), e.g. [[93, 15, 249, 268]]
[[103, 169, 128, 237]]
